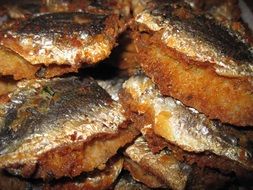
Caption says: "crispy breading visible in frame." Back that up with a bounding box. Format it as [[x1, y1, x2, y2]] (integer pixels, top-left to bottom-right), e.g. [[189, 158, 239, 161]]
[[134, 34, 253, 126], [0, 157, 123, 190], [0, 45, 80, 80]]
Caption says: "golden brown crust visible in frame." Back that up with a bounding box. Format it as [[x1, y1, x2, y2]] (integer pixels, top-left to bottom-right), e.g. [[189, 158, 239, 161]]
[[0, 45, 81, 80], [135, 33, 253, 126], [0, 157, 123, 190], [6, 125, 139, 179]]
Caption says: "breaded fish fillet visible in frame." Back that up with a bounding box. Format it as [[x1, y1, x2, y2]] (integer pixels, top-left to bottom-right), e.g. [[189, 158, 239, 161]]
[[0, 77, 139, 179], [124, 136, 234, 190], [0, 157, 123, 190], [121, 75, 253, 173], [0, 0, 128, 79], [132, 0, 253, 126], [134, 0, 253, 77]]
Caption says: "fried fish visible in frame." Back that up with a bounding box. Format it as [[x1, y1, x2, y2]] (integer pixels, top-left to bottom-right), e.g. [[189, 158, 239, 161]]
[[132, 0, 253, 126], [125, 136, 191, 190], [120, 75, 253, 173], [123, 136, 234, 190], [0, 77, 139, 179], [0, 0, 129, 79]]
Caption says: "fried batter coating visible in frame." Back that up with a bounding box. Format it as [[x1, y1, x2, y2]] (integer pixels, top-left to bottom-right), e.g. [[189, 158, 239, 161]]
[[0, 157, 123, 190], [135, 34, 253, 126], [0, 45, 80, 80]]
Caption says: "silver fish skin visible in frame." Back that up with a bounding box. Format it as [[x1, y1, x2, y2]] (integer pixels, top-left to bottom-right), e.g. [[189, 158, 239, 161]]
[[0, 77, 125, 172], [123, 75, 253, 170], [97, 77, 127, 101], [134, 0, 253, 77], [125, 136, 191, 190]]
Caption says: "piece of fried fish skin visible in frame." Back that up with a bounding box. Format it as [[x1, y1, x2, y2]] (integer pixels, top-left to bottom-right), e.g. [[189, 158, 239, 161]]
[[0, 77, 139, 179], [122, 75, 253, 171]]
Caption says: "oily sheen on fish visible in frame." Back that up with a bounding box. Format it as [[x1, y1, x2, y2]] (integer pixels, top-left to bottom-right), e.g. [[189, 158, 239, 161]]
[[121, 75, 253, 172], [0, 0, 129, 79], [132, 0, 253, 126], [0, 77, 139, 179]]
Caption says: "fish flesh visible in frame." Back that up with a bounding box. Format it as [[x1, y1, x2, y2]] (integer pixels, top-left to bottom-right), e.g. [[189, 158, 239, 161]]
[[121, 75, 253, 172], [0, 77, 139, 179], [132, 0, 253, 126], [97, 77, 128, 101], [0, 157, 123, 190], [125, 136, 191, 190]]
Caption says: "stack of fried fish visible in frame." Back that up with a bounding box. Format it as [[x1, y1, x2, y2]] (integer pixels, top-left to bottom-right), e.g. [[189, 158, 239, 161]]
[[0, 0, 252, 189]]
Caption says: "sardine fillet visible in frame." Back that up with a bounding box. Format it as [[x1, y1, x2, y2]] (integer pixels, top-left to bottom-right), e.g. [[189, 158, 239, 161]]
[[0, 77, 139, 179], [120, 75, 253, 173], [134, 35, 253, 126]]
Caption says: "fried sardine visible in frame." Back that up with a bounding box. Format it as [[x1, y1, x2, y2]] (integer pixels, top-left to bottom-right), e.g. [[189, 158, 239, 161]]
[[120, 75, 253, 173], [132, 0, 253, 126], [125, 136, 191, 190], [0, 77, 139, 179], [0, 0, 129, 79], [123, 136, 234, 190]]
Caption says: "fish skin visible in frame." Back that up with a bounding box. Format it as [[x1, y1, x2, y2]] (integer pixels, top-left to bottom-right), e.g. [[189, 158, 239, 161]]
[[0, 12, 118, 66], [0, 77, 129, 179], [134, 0, 253, 77], [125, 136, 191, 190], [97, 77, 127, 101], [0, 0, 129, 69], [122, 75, 253, 170]]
